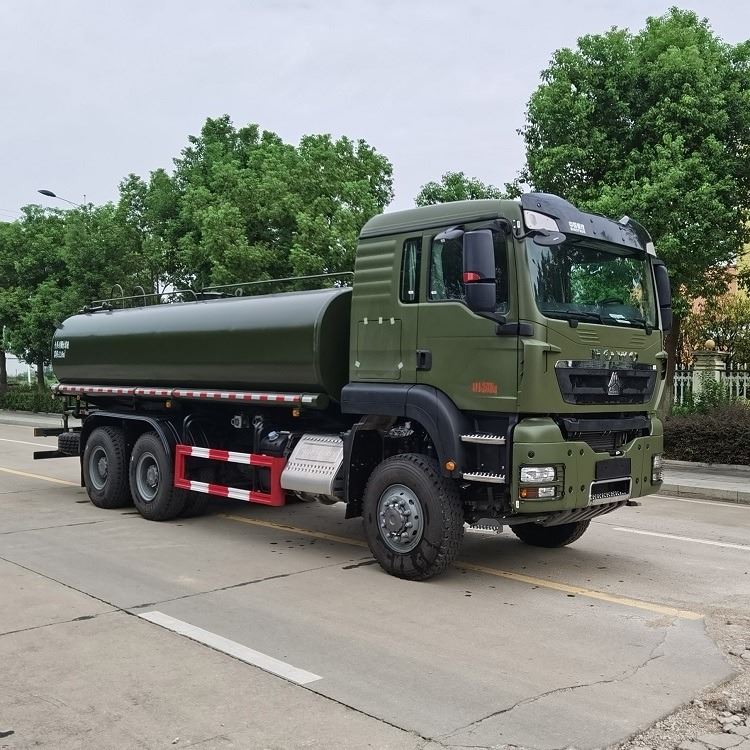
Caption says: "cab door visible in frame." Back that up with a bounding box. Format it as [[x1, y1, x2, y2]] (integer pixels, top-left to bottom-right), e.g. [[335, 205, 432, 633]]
[[352, 234, 421, 383], [415, 226, 520, 413]]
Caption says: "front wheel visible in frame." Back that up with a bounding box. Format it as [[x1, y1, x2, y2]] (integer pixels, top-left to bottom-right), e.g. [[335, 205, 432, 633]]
[[511, 520, 590, 548], [362, 453, 464, 581], [129, 432, 186, 521]]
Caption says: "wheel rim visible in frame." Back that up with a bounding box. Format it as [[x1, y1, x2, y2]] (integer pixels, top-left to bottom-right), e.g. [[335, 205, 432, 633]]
[[88, 446, 108, 490], [377, 483, 423, 553], [135, 451, 160, 502]]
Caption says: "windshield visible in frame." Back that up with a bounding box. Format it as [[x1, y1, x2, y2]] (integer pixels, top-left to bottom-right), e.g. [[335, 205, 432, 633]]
[[525, 239, 657, 328]]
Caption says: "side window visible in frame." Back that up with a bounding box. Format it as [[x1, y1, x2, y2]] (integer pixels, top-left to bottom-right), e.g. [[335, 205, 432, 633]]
[[429, 231, 510, 312], [399, 238, 421, 303], [429, 236, 464, 301], [494, 234, 509, 313]]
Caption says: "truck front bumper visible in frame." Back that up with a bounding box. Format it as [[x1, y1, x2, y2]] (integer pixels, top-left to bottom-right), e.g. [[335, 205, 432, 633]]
[[510, 417, 663, 515]]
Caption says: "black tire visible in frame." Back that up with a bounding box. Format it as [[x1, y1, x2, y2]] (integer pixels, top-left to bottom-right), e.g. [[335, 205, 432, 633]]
[[82, 426, 132, 509], [511, 520, 590, 548], [129, 432, 186, 521], [362, 453, 464, 581], [58, 431, 80, 456], [180, 492, 210, 518]]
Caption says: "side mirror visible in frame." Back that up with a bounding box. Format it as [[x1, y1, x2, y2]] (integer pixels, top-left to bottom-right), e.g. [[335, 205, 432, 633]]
[[463, 229, 496, 313], [653, 261, 672, 333]]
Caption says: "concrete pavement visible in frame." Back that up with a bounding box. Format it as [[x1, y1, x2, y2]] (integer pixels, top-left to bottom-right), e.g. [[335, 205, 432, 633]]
[[1, 420, 748, 749]]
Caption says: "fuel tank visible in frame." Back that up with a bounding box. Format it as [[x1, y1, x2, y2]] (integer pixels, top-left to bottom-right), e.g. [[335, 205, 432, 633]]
[[52, 287, 352, 399]]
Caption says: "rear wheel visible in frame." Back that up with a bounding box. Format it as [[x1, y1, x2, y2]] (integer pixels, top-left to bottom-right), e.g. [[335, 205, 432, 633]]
[[511, 520, 590, 548], [129, 432, 186, 521], [82, 426, 132, 509], [362, 453, 464, 580]]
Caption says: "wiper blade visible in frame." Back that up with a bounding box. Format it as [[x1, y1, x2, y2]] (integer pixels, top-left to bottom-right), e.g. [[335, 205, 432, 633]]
[[603, 314, 649, 330], [546, 310, 604, 324]]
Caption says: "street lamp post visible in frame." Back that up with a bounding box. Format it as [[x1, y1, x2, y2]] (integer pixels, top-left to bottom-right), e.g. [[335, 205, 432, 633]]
[[37, 189, 85, 208]]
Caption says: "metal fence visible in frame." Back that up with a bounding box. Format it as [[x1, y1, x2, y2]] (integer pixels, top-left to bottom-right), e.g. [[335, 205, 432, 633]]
[[673, 362, 750, 404], [726, 363, 750, 401], [674, 364, 692, 405]]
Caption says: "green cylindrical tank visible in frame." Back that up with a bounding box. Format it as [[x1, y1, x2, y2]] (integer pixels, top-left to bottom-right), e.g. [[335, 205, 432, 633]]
[[52, 287, 352, 399]]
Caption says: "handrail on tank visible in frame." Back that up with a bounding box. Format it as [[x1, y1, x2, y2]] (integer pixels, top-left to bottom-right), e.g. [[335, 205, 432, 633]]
[[83, 288, 198, 313], [202, 271, 354, 296], [110, 284, 125, 308]]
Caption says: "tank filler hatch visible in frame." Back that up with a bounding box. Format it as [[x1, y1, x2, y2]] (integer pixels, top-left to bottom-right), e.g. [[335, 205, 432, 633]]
[[280, 434, 345, 499]]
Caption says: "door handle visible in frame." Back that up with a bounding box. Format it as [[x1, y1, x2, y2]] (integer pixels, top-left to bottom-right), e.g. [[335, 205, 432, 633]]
[[416, 350, 432, 371]]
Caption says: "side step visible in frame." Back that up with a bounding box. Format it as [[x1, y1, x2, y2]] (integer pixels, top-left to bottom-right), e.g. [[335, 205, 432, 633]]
[[462, 472, 506, 484], [460, 434, 506, 445]]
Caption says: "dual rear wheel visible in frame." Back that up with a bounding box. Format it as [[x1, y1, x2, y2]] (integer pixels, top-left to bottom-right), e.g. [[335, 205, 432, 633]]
[[83, 427, 203, 520]]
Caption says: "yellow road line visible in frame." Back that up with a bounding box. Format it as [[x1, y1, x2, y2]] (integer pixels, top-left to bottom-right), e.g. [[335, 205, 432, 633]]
[[453, 561, 702, 620], [222, 513, 702, 620], [221, 514, 369, 548], [0, 466, 78, 487]]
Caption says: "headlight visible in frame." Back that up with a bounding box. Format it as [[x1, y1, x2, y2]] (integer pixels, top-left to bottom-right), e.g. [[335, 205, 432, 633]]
[[520, 465, 556, 483], [651, 454, 663, 483]]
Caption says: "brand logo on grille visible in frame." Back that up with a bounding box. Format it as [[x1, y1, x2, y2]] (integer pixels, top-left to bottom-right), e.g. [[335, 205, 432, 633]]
[[607, 371, 623, 396], [592, 348, 638, 365]]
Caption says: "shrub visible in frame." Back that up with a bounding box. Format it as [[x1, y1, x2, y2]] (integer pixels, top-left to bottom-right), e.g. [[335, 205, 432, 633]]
[[672, 373, 734, 416], [0, 384, 63, 414], [664, 402, 750, 465]]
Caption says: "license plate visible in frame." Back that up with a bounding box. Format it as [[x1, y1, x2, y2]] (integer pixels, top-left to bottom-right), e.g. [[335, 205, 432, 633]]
[[589, 477, 632, 505], [595, 457, 631, 480]]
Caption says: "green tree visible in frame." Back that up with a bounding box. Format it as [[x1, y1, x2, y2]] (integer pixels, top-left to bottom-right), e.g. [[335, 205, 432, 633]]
[[2, 206, 68, 386], [0, 220, 18, 393], [415, 171, 505, 206], [519, 8, 750, 412], [160, 116, 393, 290], [684, 295, 750, 365], [0, 203, 143, 388]]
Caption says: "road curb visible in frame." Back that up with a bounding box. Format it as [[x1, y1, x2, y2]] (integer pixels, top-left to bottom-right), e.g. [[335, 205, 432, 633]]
[[664, 458, 750, 475], [660, 482, 750, 506], [0, 411, 77, 429]]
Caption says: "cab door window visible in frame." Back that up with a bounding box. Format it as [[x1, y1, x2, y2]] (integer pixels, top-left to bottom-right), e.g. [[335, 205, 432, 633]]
[[429, 232, 509, 312]]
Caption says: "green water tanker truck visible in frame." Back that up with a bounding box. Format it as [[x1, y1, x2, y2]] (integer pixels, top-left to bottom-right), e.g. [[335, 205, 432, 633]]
[[38, 193, 672, 580]]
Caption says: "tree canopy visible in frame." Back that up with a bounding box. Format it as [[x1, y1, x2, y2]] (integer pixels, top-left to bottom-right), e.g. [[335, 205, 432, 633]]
[[415, 171, 505, 206]]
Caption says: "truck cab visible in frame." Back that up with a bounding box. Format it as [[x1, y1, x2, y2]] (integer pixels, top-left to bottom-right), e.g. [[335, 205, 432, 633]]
[[341, 193, 670, 573]]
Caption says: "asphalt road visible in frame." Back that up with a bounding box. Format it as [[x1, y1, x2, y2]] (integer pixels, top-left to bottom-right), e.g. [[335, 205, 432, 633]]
[[0, 422, 748, 750]]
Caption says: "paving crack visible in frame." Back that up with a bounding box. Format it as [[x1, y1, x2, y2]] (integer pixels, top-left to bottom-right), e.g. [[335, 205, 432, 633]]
[[128, 555, 372, 610], [0, 609, 119, 639], [0, 519, 106, 535], [435, 627, 671, 744]]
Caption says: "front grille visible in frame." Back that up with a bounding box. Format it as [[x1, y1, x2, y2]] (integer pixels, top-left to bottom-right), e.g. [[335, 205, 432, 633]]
[[580, 432, 618, 452], [559, 415, 650, 455], [555, 361, 657, 405]]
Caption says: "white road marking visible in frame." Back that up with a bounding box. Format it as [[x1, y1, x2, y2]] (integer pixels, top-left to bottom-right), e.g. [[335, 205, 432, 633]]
[[652, 494, 750, 510], [0, 437, 56, 448], [137, 611, 322, 685], [612, 526, 750, 551]]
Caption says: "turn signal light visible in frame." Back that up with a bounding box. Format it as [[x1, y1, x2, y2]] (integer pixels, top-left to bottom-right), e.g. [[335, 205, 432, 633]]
[[520, 486, 557, 500]]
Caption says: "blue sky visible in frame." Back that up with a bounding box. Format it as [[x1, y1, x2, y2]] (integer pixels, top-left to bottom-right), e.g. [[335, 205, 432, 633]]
[[2, 0, 749, 219]]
